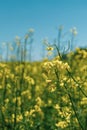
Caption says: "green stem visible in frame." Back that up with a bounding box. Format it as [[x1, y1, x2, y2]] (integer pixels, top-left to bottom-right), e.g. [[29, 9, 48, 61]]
[[66, 69, 87, 97], [64, 83, 84, 130]]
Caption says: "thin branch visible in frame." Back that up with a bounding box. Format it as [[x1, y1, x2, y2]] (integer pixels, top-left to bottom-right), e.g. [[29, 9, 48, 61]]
[[64, 83, 84, 130]]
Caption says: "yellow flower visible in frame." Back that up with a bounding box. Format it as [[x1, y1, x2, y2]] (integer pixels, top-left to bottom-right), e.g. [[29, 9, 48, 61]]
[[29, 109, 35, 115], [55, 121, 68, 128], [4, 98, 9, 104], [21, 90, 30, 96], [46, 47, 54, 51], [24, 111, 29, 117], [17, 97, 21, 106], [12, 113, 15, 119], [7, 84, 11, 89], [24, 76, 35, 85], [11, 114, 15, 123], [36, 97, 42, 106], [46, 79, 52, 83], [64, 62, 70, 70], [81, 97, 87, 105], [16, 114, 23, 122], [54, 104, 60, 110]]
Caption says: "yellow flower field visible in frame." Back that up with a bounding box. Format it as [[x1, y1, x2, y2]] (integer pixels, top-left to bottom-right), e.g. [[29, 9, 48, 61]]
[[0, 48, 87, 130]]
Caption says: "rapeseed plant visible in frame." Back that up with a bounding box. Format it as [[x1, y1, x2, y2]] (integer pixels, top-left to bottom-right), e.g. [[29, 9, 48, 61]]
[[0, 27, 87, 130]]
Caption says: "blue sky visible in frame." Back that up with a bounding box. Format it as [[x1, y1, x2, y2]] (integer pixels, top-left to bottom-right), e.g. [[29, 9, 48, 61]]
[[0, 0, 87, 60]]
